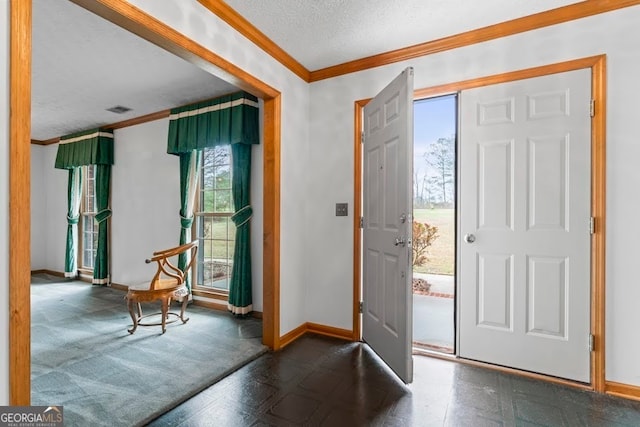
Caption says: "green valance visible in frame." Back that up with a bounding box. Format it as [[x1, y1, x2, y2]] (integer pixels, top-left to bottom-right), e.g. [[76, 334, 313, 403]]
[[167, 91, 259, 155], [55, 128, 114, 169]]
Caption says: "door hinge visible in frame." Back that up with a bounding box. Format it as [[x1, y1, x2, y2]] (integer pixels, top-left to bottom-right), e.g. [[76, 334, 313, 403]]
[[361, 131, 365, 144], [359, 301, 363, 313], [590, 99, 595, 117], [589, 334, 594, 352], [590, 217, 595, 235], [360, 216, 364, 228]]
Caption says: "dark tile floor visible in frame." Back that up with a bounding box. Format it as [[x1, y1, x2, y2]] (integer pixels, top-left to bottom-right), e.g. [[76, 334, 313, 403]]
[[148, 335, 640, 426]]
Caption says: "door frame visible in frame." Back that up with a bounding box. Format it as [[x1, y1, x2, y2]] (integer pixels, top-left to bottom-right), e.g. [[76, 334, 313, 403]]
[[9, 0, 282, 404], [353, 55, 606, 392]]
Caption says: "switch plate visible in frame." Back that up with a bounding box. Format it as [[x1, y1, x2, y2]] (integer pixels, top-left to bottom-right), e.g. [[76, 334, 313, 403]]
[[335, 203, 348, 216]]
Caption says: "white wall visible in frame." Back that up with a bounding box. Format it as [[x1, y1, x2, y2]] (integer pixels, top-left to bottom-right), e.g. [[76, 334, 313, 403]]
[[0, 0, 9, 405], [31, 146, 46, 270], [307, 7, 640, 386], [110, 119, 180, 284], [125, 0, 310, 335], [42, 145, 69, 272]]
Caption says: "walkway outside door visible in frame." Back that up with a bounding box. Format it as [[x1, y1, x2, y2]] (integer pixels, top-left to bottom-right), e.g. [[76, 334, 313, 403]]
[[362, 67, 414, 383], [458, 69, 592, 382]]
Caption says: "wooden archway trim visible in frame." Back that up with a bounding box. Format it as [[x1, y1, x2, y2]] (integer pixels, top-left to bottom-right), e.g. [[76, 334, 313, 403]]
[[10, 0, 283, 404], [9, 0, 32, 405]]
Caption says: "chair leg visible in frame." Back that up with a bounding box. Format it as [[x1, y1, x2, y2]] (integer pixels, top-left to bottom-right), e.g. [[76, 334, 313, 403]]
[[127, 299, 138, 334], [161, 298, 169, 334], [180, 296, 190, 324]]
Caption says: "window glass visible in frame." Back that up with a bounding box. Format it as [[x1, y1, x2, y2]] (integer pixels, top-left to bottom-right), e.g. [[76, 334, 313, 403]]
[[195, 146, 234, 291], [80, 165, 98, 270]]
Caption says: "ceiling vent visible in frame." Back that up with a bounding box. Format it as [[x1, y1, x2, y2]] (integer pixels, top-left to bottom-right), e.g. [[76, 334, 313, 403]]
[[106, 105, 132, 114]]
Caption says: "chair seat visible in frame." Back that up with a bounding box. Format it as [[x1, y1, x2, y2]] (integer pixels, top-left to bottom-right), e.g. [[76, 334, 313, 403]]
[[125, 241, 198, 334], [129, 278, 180, 291]]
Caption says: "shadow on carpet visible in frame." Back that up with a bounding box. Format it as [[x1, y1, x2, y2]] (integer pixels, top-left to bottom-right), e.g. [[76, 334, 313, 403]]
[[31, 275, 267, 427]]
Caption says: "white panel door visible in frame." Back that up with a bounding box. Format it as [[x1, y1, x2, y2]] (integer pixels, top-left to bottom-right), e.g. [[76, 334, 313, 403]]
[[459, 69, 592, 382], [363, 67, 414, 383]]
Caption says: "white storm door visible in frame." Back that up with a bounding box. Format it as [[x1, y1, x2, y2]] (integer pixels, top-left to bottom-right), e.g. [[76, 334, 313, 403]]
[[362, 67, 414, 384], [458, 69, 592, 382]]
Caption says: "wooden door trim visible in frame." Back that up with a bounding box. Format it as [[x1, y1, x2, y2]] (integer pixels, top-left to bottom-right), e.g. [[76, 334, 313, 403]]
[[353, 54, 606, 392], [10, 0, 283, 403]]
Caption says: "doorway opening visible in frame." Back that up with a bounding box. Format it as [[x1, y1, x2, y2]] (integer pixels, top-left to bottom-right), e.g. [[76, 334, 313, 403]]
[[412, 94, 457, 355]]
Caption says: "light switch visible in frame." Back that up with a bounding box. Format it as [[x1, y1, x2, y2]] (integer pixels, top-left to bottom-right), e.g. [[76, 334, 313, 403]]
[[335, 203, 348, 216]]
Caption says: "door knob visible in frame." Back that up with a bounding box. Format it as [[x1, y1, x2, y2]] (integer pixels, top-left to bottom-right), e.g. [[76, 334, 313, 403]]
[[464, 233, 476, 243], [394, 237, 406, 247]]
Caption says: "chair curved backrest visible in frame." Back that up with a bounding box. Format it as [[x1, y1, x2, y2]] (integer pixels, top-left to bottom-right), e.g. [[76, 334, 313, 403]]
[[145, 241, 198, 291]]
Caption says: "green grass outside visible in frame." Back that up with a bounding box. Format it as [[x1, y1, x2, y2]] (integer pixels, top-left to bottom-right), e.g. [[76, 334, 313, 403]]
[[413, 208, 454, 275], [199, 217, 235, 260], [199, 208, 454, 273]]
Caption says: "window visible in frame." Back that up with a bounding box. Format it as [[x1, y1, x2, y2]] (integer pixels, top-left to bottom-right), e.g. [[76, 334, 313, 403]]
[[194, 146, 235, 291], [80, 165, 98, 271]]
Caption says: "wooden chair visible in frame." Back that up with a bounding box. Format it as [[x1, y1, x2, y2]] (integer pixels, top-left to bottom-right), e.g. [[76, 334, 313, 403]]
[[126, 241, 198, 334]]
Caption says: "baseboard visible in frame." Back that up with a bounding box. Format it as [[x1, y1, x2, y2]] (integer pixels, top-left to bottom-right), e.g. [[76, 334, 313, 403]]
[[192, 297, 228, 312], [279, 322, 355, 349], [279, 323, 308, 349], [109, 282, 129, 292], [605, 381, 640, 402], [306, 322, 353, 341], [192, 289, 228, 301], [31, 269, 65, 277]]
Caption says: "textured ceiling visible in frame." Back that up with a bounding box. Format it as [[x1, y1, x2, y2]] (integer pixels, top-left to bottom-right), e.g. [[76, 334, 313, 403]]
[[32, 0, 584, 141], [32, 0, 239, 141], [223, 0, 582, 70]]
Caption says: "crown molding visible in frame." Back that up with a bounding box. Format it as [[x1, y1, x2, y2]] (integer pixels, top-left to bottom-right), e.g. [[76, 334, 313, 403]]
[[30, 139, 55, 146], [309, 0, 640, 81], [197, 0, 311, 82], [200, 0, 640, 83]]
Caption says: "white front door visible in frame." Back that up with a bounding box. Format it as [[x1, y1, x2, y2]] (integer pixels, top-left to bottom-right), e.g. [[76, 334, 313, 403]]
[[458, 69, 592, 382], [362, 67, 414, 383]]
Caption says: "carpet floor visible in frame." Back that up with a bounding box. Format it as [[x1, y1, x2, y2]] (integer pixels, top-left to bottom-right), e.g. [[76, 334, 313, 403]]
[[31, 274, 267, 427]]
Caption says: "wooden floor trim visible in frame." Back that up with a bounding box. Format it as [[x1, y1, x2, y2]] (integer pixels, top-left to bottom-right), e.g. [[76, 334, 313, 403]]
[[280, 322, 355, 349], [30, 269, 65, 278], [605, 381, 640, 402], [278, 323, 307, 349], [306, 322, 353, 341]]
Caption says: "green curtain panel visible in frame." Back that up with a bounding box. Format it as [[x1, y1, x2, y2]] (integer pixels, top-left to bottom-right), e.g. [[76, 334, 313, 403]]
[[228, 143, 253, 315], [168, 91, 259, 312], [55, 129, 114, 168], [56, 128, 114, 282], [93, 164, 111, 284], [178, 150, 201, 291], [167, 91, 259, 154], [64, 167, 82, 277]]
